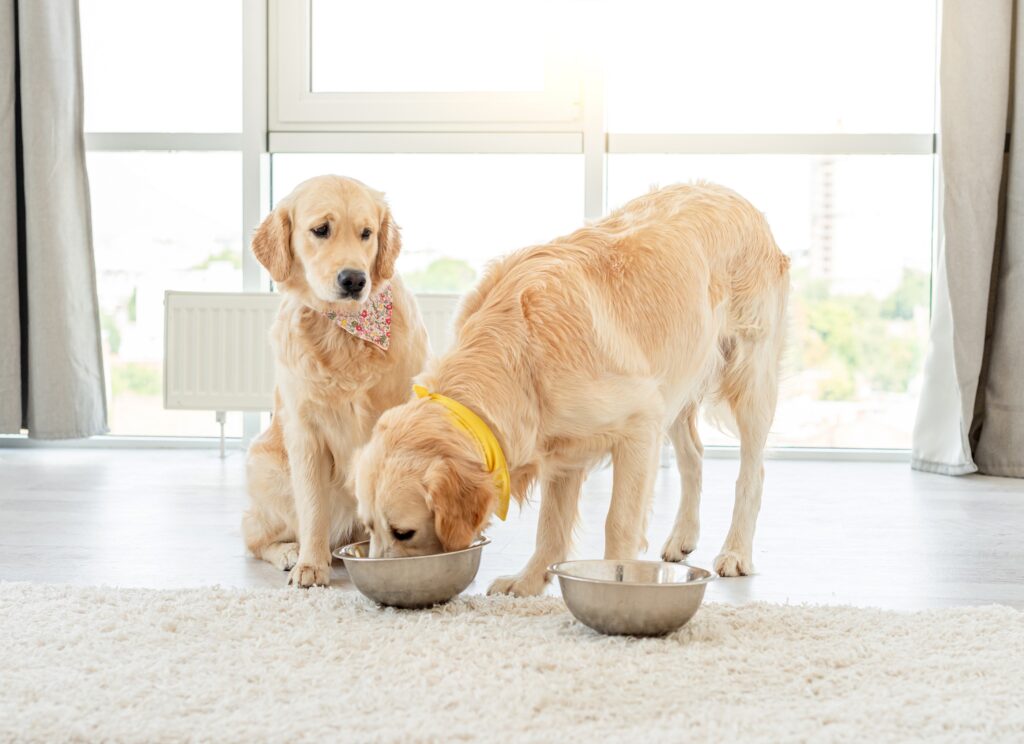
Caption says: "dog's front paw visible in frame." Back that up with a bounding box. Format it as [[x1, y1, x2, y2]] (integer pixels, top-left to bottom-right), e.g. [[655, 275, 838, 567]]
[[660, 526, 699, 562], [714, 549, 753, 577], [289, 561, 330, 588], [487, 572, 547, 597]]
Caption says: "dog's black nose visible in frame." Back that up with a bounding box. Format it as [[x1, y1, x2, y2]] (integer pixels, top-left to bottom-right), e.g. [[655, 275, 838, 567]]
[[337, 269, 367, 297]]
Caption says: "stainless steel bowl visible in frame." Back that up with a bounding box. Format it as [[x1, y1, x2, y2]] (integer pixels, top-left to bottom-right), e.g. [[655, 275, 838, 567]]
[[549, 559, 714, 636], [335, 538, 489, 609]]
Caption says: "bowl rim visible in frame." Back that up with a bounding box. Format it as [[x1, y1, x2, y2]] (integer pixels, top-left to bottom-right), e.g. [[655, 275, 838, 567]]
[[334, 537, 490, 562], [547, 558, 716, 587]]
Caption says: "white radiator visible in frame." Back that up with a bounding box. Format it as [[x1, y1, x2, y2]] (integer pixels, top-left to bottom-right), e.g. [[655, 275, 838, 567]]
[[164, 291, 281, 411], [415, 292, 462, 357], [163, 290, 462, 413]]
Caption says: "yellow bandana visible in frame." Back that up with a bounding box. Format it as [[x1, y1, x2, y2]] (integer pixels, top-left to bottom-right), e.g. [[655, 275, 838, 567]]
[[413, 384, 511, 520]]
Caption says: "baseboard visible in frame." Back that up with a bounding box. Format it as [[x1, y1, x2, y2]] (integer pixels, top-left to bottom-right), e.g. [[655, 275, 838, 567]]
[[1, 435, 910, 462]]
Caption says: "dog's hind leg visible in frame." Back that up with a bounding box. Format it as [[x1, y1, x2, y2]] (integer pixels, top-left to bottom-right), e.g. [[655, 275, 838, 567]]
[[604, 419, 661, 560], [660, 405, 704, 561], [243, 444, 299, 571], [714, 334, 782, 577], [243, 514, 299, 571], [488, 468, 585, 597]]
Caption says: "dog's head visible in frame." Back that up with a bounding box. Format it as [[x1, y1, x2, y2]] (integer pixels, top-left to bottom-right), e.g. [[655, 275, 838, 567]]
[[353, 401, 497, 558], [251, 175, 400, 307]]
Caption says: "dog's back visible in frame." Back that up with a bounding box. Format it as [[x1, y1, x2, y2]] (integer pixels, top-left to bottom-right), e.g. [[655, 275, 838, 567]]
[[453, 182, 789, 422]]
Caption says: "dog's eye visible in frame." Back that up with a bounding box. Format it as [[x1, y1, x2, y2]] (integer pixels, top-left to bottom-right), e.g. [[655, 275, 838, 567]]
[[391, 528, 415, 542], [360, 227, 372, 241], [311, 223, 330, 238]]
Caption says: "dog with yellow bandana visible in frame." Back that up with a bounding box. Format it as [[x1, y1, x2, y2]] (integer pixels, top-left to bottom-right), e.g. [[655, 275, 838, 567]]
[[353, 182, 789, 595]]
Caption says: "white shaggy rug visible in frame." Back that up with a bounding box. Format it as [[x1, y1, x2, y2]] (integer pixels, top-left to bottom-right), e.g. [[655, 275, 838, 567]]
[[2, 584, 1023, 743]]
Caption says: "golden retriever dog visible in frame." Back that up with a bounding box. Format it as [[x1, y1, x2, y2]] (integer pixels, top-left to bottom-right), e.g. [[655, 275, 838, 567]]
[[243, 175, 428, 587], [353, 183, 789, 596]]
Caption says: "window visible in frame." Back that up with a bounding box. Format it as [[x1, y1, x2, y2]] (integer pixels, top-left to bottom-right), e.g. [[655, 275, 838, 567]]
[[270, 0, 937, 449], [76, 0, 938, 449], [604, 0, 936, 134], [609, 154, 932, 448], [596, 0, 938, 450], [88, 152, 244, 437], [272, 0, 583, 128], [81, 0, 247, 438]]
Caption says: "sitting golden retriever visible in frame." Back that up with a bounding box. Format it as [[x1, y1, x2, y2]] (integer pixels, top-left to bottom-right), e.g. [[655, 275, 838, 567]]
[[354, 183, 789, 595], [243, 175, 428, 587]]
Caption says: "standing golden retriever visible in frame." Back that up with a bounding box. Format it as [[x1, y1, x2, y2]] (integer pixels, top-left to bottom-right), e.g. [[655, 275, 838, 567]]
[[243, 176, 428, 588], [354, 183, 789, 595]]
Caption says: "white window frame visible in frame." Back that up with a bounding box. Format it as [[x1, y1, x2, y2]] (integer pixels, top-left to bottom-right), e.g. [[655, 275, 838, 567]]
[[2, 0, 936, 455]]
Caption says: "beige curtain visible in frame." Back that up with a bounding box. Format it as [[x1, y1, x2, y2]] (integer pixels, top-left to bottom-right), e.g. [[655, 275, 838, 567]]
[[913, 0, 1023, 477], [0, 0, 107, 439]]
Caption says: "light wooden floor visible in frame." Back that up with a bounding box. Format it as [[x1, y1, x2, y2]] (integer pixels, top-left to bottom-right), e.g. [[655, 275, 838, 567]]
[[1, 448, 1022, 610]]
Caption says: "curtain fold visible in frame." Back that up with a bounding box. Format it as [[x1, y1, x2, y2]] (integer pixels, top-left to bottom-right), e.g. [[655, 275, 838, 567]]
[[913, 0, 1023, 477], [0, 0, 107, 439]]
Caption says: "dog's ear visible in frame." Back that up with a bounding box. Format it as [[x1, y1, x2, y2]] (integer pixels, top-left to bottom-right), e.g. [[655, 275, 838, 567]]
[[373, 201, 401, 283], [252, 206, 293, 283], [424, 458, 491, 552]]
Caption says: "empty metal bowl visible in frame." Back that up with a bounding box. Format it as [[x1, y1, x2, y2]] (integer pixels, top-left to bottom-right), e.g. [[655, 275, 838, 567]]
[[335, 538, 489, 609], [549, 559, 714, 636]]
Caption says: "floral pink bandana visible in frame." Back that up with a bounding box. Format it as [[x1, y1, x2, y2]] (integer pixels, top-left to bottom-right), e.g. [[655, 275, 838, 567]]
[[322, 284, 393, 350]]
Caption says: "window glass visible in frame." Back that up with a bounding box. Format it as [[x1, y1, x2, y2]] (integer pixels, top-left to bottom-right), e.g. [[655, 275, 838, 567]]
[[310, 0, 547, 93], [604, 0, 937, 133], [80, 0, 242, 132], [271, 154, 584, 293], [609, 154, 934, 448], [88, 152, 243, 436]]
